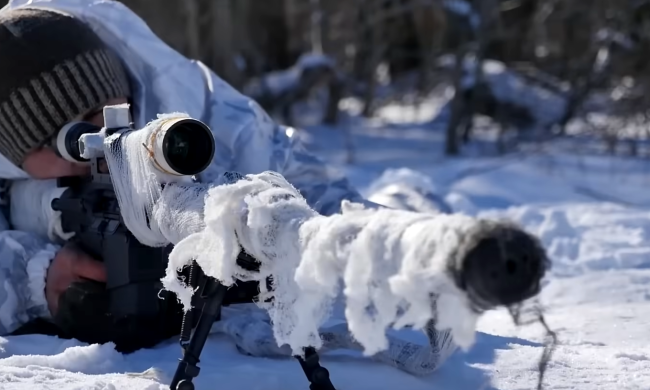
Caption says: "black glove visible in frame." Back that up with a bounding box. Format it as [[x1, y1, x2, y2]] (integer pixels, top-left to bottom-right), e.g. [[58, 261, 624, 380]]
[[52, 280, 183, 353]]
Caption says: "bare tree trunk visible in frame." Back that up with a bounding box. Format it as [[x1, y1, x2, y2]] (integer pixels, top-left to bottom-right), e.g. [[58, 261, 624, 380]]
[[445, 47, 468, 156], [231, 0, 258, 77], [183, 0, 201, 60], [361, 0, 386, 117], [559, 41, 612, 135], [627, 138, 638, 157], [445, 0, 480, 156], [412, 0, 447, 96], [284, 0, 306, 60], [324, 78, 342, 124], [210, 0, 243, 88], [310, 0, 324, 54], [463, 0, 498, 146], [344, 119, 355, 164]]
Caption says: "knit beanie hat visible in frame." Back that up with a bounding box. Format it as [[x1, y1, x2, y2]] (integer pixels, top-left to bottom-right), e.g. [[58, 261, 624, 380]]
[[0, 8, 131, 166]]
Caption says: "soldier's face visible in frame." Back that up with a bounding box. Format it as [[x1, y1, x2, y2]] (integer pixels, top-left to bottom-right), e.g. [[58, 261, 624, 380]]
[[21, 97, 129, 179]]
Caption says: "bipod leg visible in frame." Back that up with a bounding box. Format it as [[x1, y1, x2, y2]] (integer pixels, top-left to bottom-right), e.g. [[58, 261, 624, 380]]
[[295, 347, 336, 390], [170, 274, 227, 390]]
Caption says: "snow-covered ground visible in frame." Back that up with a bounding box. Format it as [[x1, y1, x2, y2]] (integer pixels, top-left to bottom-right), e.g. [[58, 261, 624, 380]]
[[1, 98, 649, 390]]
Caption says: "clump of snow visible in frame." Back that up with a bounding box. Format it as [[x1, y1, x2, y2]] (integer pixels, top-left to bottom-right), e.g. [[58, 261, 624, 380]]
[[243, 53, 335, 98], [443, 0, 472, 16], [364, 168, 452, 213], [0, 343, 122, 375], [365, 168, 442, 197], [437, 55, 567, 129], [469, 60, 566, 129], [595, 28, 636, 50], [162, 171, 506, 356], [443, 0, 479, 29], [295, 53, 335, 70], [444, 192, 478, 215]]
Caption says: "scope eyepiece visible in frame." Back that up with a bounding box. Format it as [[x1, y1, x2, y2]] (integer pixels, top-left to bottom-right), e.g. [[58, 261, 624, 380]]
[[152, 118, 215, 176], [56, 122, 102, 163]]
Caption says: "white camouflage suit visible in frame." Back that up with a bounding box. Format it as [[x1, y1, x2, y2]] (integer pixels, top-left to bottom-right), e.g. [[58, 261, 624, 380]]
[[0, 0, 368, 335]]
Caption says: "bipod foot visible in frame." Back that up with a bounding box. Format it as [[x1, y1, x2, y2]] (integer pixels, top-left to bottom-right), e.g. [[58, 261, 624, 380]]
[[295, 347, 336, 390]]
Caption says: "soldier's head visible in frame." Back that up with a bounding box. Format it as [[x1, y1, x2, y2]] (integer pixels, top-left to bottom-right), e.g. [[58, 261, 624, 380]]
[[0, 7, 130, 178]]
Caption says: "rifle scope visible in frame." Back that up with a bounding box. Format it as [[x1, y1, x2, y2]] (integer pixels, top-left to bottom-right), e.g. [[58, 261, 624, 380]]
[[55, 117, 216, 176]]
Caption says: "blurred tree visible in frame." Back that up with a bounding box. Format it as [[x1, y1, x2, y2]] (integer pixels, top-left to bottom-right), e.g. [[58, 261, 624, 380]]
[[0, 0, 647, 149]]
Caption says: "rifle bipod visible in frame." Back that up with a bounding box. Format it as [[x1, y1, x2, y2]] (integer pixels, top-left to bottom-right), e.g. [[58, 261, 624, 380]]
[[169, 264, 225, 390], [169, 264, 338, 390]]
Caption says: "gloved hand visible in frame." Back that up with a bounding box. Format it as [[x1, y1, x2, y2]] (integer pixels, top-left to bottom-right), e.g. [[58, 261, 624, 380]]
[[46, 243, 106, 317], [52, 278, 183, 353], [46, 244, 184, 353]]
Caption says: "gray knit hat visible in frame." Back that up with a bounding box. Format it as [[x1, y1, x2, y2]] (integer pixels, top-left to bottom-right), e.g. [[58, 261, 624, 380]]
[[0, 8, 131, 166]]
